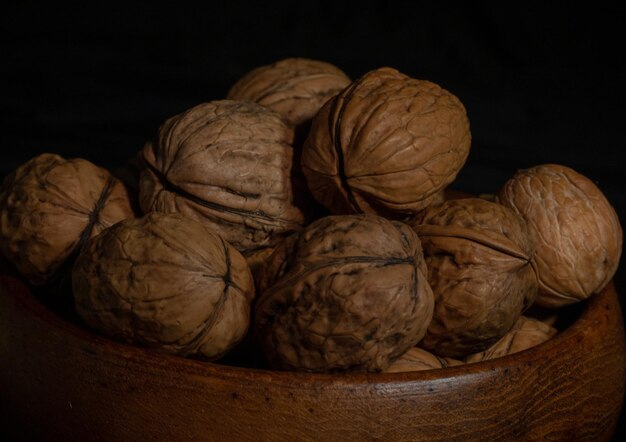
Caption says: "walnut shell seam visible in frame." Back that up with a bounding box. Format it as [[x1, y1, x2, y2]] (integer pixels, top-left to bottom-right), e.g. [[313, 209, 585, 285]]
[[327, 75, 367, 214], [48, 175, 118, 285], [142, 157, 302, 229], [256, 254, 419, 313]]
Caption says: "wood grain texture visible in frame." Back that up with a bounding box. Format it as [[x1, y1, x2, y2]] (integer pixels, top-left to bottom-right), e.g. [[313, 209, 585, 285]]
[[1, 273, 624, 441]]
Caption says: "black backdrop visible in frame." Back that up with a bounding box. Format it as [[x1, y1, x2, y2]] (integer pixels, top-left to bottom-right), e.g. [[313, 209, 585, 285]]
[[2, 2, 625, 438]]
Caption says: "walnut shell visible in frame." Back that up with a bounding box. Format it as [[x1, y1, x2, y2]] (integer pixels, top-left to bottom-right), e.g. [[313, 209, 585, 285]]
[[464, 316, 557, 363], [410, 198, 538, 358], [254, 214, 434, 372], [72, 212, 254, 360], [227, 57, 351, 128], [301, 67, 471, 217], [139, 100, 307, 254], [496, 164, 623, 308], [385, 347, 462, 373], [0, 153, 134, 286]]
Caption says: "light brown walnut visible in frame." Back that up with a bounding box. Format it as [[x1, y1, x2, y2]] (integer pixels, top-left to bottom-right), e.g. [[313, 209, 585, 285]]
[[497, 164, 622, 308], [385, 347, 462, 373], [72, 212, 254, 360], [0, 153, 134, 286], [465, 316, 557, 363], [227, 57, 351, 128], [301, 67, 471, 218], [254, 214, 434, 373], [139, 100, 307, 255], [410, 198, 538, 358]]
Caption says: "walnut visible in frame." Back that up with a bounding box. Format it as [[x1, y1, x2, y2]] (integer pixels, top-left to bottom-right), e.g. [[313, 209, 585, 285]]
[[496, 164, 623, 308], [465, 316, 557, 363], [139, 100, 307, 255], [0, 153, 134, 286], [254, 214, 434, 372], [227, 57, 351, 129], [385, 347, 462, 373], [72, 212, 254, 360], [410, 198, 538, 358], [301, 67, 471, 218]]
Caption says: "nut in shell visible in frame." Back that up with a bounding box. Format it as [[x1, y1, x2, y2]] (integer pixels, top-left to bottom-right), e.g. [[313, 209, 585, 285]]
[[497, 163, 623, 308], [301, 67, 471, 218], [72, 212, 255, 360], [410, 197, 538, 358], [465, 316, 557, 363], [254, 214, 434, 372], [385, 347, 462, 373], [139, 100, 307, 255], [0, 153, 134, 286], [227, 57, 351, 129]]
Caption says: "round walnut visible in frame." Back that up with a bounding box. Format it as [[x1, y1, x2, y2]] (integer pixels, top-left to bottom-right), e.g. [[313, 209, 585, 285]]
[[301, 67, 471, 218], [227, 57, 351, 129], [254, 214, 434, 373], [139, 100, 307, 256], [0, 153, 134, 286], [72, 212, 254, 360], [497, 164, 623, 308], [385, 347, 462, 373], [465, 316, 557, 364], [410, 198, 538, 359]]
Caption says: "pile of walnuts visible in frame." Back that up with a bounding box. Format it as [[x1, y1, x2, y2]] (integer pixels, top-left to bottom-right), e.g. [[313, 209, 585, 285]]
[[0, 58, 622, 372]]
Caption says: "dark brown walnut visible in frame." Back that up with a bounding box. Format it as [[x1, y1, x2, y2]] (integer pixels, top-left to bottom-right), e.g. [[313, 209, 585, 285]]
[[0, 153, 134, 286], [410, 198, 538, 359], [254, 214, 434, 373], [72, 212, 254, 360], [139, 100, 307, 255], [301, 67, 471, 218], [465, 316, 557, 363], [385, 347, 462, 373], [497, 164, 623, 308], [226, 57, 351, 129]]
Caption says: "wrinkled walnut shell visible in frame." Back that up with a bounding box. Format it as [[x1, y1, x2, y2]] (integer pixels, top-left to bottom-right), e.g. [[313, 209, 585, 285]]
[[301, 67, 471, 217], [497, 164, 623, 308], [254, 214, 434, 372], [139, 100, 307, 254], [227, 57, 351, 128], [385, 347, 462, 373], [0, 153, 134, 286], [410, 198, 538, 358], [72, 212, 254, 360], [464, 316, 557, 363]]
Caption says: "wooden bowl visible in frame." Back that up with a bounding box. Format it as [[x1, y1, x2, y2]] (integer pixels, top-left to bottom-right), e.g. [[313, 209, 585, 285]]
[[1, 270, 625, 441]]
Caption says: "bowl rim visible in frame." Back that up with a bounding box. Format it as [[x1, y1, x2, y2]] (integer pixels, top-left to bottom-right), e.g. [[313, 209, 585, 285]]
[[1, 272, 614, 386]]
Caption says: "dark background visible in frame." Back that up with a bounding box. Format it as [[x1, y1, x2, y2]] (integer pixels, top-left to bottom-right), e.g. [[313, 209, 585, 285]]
[[1, 2, 625, 439]]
